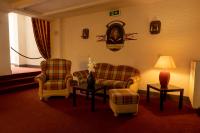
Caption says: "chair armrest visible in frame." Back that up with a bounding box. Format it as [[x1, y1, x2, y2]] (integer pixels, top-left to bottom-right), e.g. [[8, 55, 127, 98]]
[[65, 74, 73, 82], [73, 70, 89, 80], [73, 70, 89, 87], [35, 73, 46, 98], [65, 74, 73, 92], [35, 73, 46, 83], [126, 76, 140, 92]]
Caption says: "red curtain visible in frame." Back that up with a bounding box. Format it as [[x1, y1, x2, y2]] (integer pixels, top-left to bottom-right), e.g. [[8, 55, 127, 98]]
[[32, 18, 51, 59]]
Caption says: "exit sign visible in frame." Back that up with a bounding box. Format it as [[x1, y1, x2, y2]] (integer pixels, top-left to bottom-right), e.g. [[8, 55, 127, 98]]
[[109, 9, 120, 16]]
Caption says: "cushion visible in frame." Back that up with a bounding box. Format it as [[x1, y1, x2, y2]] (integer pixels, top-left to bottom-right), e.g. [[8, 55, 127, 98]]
[[95, 63, 139, 81], [111, 65, 138, 81], [109, 89, 139, 105], [44, 80, 66, 90], [96, 79, 127, 88], [95, 63, 114, 79]]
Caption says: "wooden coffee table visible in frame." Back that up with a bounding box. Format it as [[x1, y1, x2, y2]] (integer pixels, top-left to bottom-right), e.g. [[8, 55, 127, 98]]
[[72, 85, 107, 112], [146, 83, 184, 111]]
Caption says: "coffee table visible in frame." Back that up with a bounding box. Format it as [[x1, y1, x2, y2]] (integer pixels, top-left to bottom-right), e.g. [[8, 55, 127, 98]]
[[146, 83, 184, 111], [72, 84, 107, 112]]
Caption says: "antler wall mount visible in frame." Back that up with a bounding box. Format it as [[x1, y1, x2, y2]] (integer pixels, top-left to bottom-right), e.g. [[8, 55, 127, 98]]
[[96, 20, 138, 51]]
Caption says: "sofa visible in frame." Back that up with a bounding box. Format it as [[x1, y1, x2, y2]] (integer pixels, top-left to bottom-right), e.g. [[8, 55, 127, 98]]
[[73, 63, 140, 92]]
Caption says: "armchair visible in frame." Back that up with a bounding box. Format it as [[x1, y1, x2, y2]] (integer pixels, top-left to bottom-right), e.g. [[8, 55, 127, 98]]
[[35, 59, 73, 100]]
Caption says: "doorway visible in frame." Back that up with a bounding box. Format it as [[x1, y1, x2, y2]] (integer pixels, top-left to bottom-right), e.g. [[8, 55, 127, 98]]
[[8, 13, 43, 74]]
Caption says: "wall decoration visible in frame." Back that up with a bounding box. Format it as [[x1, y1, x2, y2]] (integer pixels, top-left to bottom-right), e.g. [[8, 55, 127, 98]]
[[150, 20, 161, 34], [81, 28, 89, 39], [106, 21, 125, 44], [97, 20, 138, 52]]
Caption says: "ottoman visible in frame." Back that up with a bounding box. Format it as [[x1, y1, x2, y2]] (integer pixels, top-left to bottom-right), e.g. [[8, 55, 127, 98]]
[[109, 89, 139, 117]]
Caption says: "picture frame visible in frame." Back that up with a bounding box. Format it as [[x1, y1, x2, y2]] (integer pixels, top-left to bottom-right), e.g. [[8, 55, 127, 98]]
[[106, 20, 125, 51], [106, 21, 125, 44], [150, 20, 161, 34], [81, 28, 89, 39]]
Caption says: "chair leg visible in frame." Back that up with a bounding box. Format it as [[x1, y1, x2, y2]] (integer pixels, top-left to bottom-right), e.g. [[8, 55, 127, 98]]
[[132, 112, 138, 116], [114, 112, 118, 117], [39, 97, 43, 101]]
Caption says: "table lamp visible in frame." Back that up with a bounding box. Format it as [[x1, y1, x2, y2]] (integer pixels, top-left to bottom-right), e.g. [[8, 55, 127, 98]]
[[154, 56, 176, 88]]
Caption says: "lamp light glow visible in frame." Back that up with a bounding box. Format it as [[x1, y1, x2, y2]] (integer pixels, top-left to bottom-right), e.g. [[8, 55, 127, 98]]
[[154, 56, 176, 88]]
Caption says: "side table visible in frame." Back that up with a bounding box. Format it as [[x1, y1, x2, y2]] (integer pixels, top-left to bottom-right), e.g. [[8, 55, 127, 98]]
[[146, 83, 184, 111]]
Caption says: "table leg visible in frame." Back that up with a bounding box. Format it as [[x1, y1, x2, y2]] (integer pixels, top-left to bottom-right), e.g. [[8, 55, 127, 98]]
[[86, 89, 89, 100], [179, 90, 184, 109], [160, 90, 164, 111], [163, 91, 167, 101], [103, 87, 107, 104], [147, 85, 150, 102], [73, 88, 76, 106], [91, 89, 95, 112]]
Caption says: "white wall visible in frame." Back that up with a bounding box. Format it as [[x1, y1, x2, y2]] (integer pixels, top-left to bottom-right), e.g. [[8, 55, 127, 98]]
[[8, 13, 19, 65], [9, 13, 44, 66], [18, 14, 27, 65], [51, 0, 200, 96], [51, 19, 62, 58], [0, 11, 11, 75]]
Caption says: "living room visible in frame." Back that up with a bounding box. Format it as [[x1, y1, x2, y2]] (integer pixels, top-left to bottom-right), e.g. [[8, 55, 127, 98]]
[[0, 0, 200, 132]]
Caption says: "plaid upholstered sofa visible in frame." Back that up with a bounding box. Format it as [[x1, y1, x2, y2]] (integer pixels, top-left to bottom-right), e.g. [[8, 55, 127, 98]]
[[73, 63, 140, 91], [35, 59, 73, 100]]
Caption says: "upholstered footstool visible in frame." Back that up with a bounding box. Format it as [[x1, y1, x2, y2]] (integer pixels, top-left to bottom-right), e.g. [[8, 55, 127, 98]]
[[109, 89, 139, 117]]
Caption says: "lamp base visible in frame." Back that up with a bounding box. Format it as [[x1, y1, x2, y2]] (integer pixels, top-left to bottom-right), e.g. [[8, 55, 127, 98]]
[[159, 71, 170, 89]]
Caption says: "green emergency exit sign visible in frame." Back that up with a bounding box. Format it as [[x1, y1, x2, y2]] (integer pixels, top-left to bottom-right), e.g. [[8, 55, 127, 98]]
[[109, 9, 120, 16]]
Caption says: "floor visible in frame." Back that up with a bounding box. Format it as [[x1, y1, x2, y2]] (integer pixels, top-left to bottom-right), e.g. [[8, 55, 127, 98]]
[[0, 88, 199, 133]]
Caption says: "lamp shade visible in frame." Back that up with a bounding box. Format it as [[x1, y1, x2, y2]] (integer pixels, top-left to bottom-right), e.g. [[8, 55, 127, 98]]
[[154, 56, 176, 88], [154, 56, 176, 69]]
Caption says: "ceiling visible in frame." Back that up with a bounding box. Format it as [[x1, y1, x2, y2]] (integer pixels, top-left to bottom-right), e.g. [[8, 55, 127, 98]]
[[0, 0, 163, 18]]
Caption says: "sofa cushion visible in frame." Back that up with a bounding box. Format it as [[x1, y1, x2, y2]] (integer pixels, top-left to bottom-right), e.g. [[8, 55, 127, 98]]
[[95, 63, 140, 81], [44, 80, 66, 90], [96, 79, 127, 88], [112, 65, 138, 81], [95, 63, 114, 79], [109, 89, 139, 105]]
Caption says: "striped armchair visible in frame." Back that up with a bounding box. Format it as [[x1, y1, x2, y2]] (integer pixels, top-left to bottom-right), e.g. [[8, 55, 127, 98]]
[[35, 59, 73, 100], [73, 63, 140, 92]]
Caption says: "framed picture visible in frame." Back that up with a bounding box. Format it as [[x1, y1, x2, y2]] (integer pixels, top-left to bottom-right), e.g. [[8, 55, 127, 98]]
[[150, 20, 161, 34], [105, 20, 125, 51], [81, 28, 89, 39], [106, 23, 125, 44]]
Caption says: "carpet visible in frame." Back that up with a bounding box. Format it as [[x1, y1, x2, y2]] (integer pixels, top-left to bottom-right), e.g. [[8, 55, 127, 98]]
[[0, 89, 199, 133]]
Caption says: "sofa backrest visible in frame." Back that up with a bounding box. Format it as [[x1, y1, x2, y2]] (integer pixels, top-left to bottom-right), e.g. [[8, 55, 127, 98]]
[[41, 59, 71, 80], [95, 63, 114, 79], [95, 63, 140, 81]]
